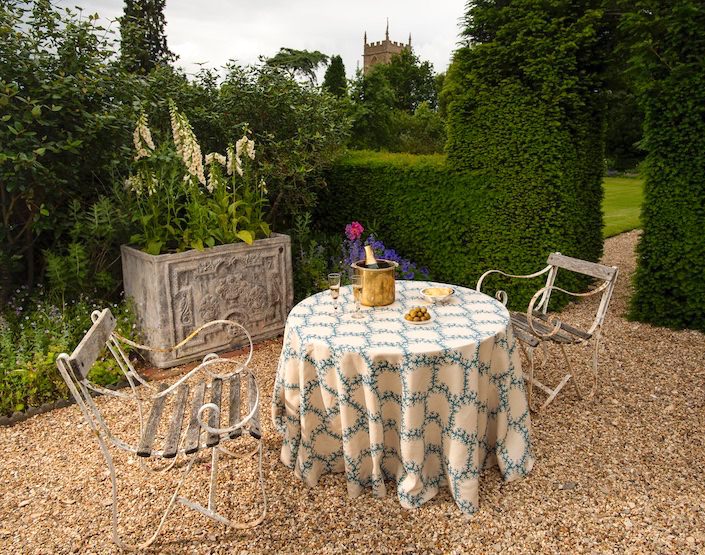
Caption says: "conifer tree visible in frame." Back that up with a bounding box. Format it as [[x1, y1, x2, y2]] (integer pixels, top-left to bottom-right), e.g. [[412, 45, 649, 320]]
[[322, 55, 347, 97], [120, 0, 176, 74]]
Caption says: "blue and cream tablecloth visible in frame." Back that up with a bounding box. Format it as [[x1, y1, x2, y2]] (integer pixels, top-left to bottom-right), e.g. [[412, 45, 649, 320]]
[[272, 280, 534, 515]]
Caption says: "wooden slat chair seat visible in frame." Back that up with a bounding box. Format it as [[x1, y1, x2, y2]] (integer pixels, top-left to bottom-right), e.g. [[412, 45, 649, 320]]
[[55, 311, 267, 551], [477, 252, 618, 412], [510, 311, 592, 346], [137, 376, 261, 458]]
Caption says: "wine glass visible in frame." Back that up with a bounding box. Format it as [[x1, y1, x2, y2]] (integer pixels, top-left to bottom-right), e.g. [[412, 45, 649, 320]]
[[328, 273, 341, 311], [351, 274, 364, 319]]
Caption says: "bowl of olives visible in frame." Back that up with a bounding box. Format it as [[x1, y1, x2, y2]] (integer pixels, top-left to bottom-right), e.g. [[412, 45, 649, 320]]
[[403, 306, 433, 324]]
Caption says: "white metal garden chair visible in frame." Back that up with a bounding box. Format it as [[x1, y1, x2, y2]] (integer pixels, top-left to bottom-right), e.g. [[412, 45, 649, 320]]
[[56, 309, 266, 551], [477, 253, 618, 412]]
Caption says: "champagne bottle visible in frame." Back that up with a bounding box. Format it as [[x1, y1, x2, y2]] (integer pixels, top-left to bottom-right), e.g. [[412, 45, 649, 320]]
[[364, 245, 380, 269]]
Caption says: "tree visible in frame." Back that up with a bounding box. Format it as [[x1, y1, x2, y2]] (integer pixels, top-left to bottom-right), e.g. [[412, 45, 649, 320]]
[[265, 48, 329, 84], [120, 0, 176, 74], [348, 68, 397, 150], [376, 49, 438, 111], [348, 50, 444, 151], [322, 54, 347, 97], [624, 0, 705, 330]]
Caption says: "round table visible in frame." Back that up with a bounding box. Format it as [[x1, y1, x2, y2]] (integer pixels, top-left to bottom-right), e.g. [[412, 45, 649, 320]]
[[271, 280, 534, 515]]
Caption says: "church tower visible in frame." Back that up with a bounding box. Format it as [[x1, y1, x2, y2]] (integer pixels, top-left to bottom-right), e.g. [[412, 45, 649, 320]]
[[362, 19, 412, 75]]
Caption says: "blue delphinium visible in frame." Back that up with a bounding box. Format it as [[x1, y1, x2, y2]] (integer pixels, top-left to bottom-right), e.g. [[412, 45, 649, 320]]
[[342, 224, 429, 280]]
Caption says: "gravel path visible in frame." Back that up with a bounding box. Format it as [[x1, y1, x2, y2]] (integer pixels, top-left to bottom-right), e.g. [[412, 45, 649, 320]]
[[1, 230, 704, 554]]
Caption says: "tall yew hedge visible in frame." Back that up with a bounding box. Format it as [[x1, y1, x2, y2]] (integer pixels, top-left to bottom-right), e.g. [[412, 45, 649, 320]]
[[321, 152, 590, 309], [443, 0, 610, 285], [624, 2, 705, 330]]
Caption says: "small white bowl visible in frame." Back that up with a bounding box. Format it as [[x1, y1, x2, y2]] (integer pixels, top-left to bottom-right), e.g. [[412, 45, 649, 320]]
[[421, 286, 454, 303]]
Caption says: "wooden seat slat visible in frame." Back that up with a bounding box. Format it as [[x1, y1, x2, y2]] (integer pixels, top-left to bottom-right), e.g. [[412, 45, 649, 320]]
[[511, 324, 540, 348], [162, 384, 189, 459], [184, 381, 206, 455], [247, 373, 261, 440], [228, 374, 242, 439], [530, 311, 593, 340], [206, 378, 223, 448], [511, 312, 576, 344], [137, 383, 169, 458]]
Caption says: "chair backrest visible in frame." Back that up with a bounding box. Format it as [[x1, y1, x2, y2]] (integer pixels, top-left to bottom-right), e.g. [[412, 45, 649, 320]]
[[542, 252, 619, 334], [69, 308, 116, 379]]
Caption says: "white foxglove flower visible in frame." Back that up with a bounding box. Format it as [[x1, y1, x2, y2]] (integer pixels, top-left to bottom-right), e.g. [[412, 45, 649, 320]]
[[226, 145, 235, 176], [133, 113, 154, 160], [169, 104, 206, 186], [205, 152, 226, 166]]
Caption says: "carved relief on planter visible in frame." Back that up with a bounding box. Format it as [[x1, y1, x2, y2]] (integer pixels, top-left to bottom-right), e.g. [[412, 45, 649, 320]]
[[121, 234, 293, 368]]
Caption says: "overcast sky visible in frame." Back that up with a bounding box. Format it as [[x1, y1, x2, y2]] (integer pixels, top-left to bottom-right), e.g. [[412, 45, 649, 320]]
[[56, 0, 466, 78]]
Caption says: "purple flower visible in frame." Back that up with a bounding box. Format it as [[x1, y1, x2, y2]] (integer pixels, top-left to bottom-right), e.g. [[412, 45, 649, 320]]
[[340, 227, 429, 281]]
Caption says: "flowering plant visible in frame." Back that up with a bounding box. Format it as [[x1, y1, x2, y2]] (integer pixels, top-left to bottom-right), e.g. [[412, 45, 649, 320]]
[[125, 101, 270, 255], [342, 222, 429, 280]]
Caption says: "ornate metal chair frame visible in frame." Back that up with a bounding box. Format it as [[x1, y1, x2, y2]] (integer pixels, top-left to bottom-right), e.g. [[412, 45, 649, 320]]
[[56, 309, 266, 551], [477, 253, 618, 412]]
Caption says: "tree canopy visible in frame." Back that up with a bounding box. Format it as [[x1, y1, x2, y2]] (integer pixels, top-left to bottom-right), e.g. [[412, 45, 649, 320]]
[[119, 0, 176, 74], [265, 48, 329, 84]]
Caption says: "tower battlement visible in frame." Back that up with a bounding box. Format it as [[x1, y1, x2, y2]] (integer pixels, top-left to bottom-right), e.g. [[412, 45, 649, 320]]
[[363, 21, 411, 75]]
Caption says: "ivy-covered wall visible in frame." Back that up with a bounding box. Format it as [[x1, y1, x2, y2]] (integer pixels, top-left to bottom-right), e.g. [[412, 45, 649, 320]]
[[626, 2, 705, 331], [320, 152, 597, 309]]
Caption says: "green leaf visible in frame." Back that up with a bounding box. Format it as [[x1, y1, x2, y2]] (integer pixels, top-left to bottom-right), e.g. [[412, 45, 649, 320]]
[[236, 230, 254, 245], [145, 240, 163, 255], [191, 239, 205, 251], [31, 105, 41, 118]]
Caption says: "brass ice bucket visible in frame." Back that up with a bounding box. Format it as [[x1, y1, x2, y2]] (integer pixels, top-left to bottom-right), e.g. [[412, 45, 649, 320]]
[[351, 259, 398, 307]]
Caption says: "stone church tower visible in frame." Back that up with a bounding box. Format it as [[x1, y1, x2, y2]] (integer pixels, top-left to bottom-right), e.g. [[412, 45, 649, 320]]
[[363, 20, 411, 75]]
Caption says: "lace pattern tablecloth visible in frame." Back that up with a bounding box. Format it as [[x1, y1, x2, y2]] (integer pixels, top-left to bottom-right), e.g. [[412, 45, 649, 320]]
[[272, 280, 534, 515]]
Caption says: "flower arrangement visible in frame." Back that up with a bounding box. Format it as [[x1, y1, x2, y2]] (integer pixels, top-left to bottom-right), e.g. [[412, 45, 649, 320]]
[[125, 101, 270, 255], [342, 221, 429, 280]]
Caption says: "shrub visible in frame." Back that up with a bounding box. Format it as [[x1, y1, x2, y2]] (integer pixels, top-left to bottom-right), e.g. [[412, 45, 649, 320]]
[[0, 292, 136, 416], [0, 1, 139, 291], [624, 2, 705, 330], [320, 151, 602, 309]]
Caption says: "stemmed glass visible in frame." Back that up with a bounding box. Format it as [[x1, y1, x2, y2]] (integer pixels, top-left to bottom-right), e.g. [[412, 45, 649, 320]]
[[328, 273, 341, 312], [351, 274, 364, 319]]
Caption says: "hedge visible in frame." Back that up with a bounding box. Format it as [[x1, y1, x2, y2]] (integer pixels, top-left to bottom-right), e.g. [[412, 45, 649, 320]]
[[626, 2, 705, 331], [319, 151, 601, 310]]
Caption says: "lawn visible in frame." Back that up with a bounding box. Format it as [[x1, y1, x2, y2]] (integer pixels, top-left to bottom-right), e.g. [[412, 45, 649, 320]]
[[602, 175, 644, 238]]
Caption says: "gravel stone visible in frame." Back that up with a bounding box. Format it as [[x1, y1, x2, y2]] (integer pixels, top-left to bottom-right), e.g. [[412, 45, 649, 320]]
[[0, 230, 703, 554]]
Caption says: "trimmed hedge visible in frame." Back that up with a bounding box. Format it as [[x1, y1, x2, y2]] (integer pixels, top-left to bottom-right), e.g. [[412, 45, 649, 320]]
[[319, 151, 600, 309], [626, 2, 705, 330], [438, 1, 608, 302]]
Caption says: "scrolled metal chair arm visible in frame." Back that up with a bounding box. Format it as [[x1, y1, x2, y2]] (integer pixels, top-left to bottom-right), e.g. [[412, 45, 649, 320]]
[[476, 265, 553, 296], [195, 373, 260, 436], [525, 282, 610, 340], [106, 317, 254, 401]]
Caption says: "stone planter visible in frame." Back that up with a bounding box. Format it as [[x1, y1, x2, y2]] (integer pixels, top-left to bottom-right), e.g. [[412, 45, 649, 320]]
[[121, 233, 293, 368]]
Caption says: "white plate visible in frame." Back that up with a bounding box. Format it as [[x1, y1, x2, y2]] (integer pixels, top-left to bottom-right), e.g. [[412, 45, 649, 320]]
[[402, 309, 434, 325]]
